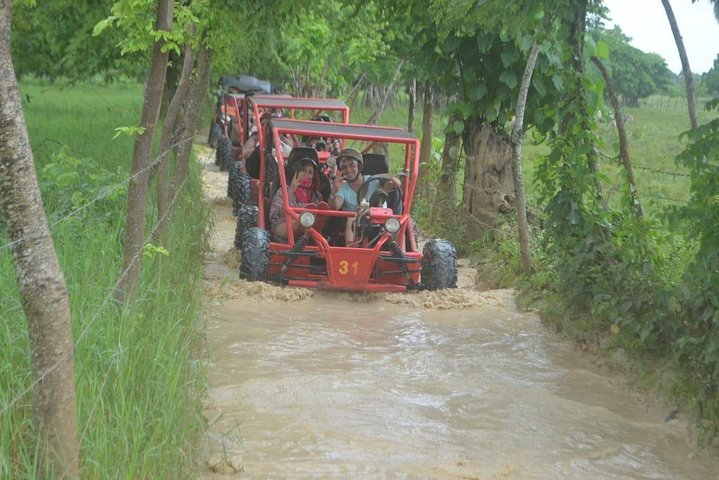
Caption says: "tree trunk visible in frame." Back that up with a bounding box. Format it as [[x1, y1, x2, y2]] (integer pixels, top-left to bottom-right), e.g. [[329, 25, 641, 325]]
[[563, 0, 607, 209], [366, 60, 404, 125], [116, 0, 174, 304], [408, 79, 416, 133], [437, 109, 462, 209], [345, 71, 366, 110], [418, 80, 433, 189], [591, 56, 643, 219], [660, 0, 698, 129], [461, 120, 514, 235], [0, 4, 80, 477], [172, 43, 211, 193], [156, 34, 195, 243], [509, 43, 540, 274]]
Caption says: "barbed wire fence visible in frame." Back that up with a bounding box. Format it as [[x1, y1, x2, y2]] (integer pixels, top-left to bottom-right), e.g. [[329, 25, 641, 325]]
[[640, 95, 714, 112], [595, 147, 691, 206], [0, 133, 200, 420]]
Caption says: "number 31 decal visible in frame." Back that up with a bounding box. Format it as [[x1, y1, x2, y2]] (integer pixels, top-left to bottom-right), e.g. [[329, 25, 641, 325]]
[[338, 260, 359, 275]]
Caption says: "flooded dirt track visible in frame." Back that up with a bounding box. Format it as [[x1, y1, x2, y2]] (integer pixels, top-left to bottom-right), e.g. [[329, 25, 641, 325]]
[[197, 149, 719, 479]]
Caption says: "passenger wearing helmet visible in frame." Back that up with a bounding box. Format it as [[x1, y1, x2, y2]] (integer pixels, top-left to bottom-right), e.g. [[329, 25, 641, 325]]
[[242, 111, 291, 178], [269, 155, 323, 239], [330, 148, 400, 244], [302, 115, 341, 155]]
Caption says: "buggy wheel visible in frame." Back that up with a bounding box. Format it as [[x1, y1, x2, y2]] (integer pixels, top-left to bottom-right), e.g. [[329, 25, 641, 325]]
[[216, 135, 232, 171], [234, 205, 258, 250], [240, 227, 269, 281], [227, 161, 242, 198], [208, 121, 221, 148], [421, 239, 458, 290], [230, 171, 252, 215]]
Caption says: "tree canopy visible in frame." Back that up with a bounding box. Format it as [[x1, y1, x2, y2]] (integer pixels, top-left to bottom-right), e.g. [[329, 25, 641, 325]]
[[702, 54, 719, 96], [591, 26, 675, 107]]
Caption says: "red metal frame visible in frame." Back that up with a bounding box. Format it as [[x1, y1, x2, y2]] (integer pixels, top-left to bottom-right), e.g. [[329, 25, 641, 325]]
[[257, 119, 422, 292], [248, 98, 352, 228]]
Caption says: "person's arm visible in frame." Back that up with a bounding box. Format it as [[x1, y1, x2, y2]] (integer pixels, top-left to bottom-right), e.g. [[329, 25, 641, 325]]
[[383, 176, 402, 190], [240, 134, 257, 161], [329, 175, 345, 209]]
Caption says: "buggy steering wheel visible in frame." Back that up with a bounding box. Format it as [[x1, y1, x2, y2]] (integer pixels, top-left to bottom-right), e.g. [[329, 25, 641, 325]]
[[356, 174, 402, 211]]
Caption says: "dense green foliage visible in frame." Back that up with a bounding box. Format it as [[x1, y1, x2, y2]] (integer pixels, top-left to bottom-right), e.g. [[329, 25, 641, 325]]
[[207, 0, 393, 96], [12, 1, 146, 81], [702, 55, 719, 96], [1, 81, 209, 478], [669, 102, 719, 432]]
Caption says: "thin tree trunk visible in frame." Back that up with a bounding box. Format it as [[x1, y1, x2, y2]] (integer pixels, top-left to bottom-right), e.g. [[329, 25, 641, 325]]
[[345, 71, 366, 110], [156, 34, 195, 243], [509, 43, 540, 274], [116, 0, 174, 304], [418, 80, 433, 188], [591, 56, 643, 219], [564, 0, 607, 209], [366, 60, 404, 125], [660, 0, 698, 129], [0, 4, 79, 477], [408, 79, 416, 133], [172, 43, 211, 193]]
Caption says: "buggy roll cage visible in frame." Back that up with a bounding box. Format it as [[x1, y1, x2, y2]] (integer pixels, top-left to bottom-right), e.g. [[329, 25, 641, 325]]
[[247, 96, 351, 154], [261, 118, 420, 247]]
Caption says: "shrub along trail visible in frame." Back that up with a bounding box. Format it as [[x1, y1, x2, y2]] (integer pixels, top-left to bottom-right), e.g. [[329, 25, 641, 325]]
[[195, 147, 719, 479]]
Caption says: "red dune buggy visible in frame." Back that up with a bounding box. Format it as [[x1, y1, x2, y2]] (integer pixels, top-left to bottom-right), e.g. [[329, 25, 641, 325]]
[[228, 96, 350, 217], [207, 75, 272, 171], [236, 118, 458, 292]]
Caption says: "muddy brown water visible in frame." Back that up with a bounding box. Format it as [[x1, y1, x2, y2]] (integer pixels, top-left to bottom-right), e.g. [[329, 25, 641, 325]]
[[198, 150, 719, 479]]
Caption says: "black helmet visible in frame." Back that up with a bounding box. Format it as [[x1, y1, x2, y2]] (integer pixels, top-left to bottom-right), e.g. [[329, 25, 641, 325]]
[[287, 146, 319, 166]]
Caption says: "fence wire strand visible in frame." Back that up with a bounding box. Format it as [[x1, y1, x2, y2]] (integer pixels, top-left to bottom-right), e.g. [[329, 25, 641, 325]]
[[0, 136, 198, 418], [0, 134, 195, 253]]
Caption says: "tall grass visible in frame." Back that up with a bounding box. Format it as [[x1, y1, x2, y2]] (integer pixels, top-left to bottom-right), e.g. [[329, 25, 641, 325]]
[[1, 79, 210, 478]]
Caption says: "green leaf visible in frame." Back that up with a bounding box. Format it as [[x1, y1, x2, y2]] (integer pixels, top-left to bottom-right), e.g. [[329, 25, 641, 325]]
[[499, 71, 518, 90], [470, 84, 487, 102], [596, 40, 609, 60], [93, 16, 116, 37], [113, 126, 146, 139], [452, 121, 464, 135]]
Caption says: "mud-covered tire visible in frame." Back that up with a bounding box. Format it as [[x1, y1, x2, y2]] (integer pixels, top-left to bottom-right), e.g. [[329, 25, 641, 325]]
[[216, 135, 232, 171], [421, 239, 458, 290], [208, 121, 221, 149], [240, 227, 269, 281], [234, 205, 258, 250], [229, 170, 252, 215]]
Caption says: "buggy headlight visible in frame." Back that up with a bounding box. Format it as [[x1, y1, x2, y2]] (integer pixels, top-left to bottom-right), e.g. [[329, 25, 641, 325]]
[[385, 217, 401, 234], [299, 212, 316, 228]]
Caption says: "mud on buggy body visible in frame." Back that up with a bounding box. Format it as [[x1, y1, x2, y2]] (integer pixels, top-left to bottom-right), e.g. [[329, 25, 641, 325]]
[[238, 119, 458, 293]]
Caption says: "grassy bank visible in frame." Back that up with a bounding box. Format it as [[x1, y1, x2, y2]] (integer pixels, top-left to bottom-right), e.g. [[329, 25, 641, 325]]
[[1, 79, 210, 478]]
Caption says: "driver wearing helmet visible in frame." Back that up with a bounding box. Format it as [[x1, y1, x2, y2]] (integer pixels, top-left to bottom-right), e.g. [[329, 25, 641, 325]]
[[329, 148, 400, 244]]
